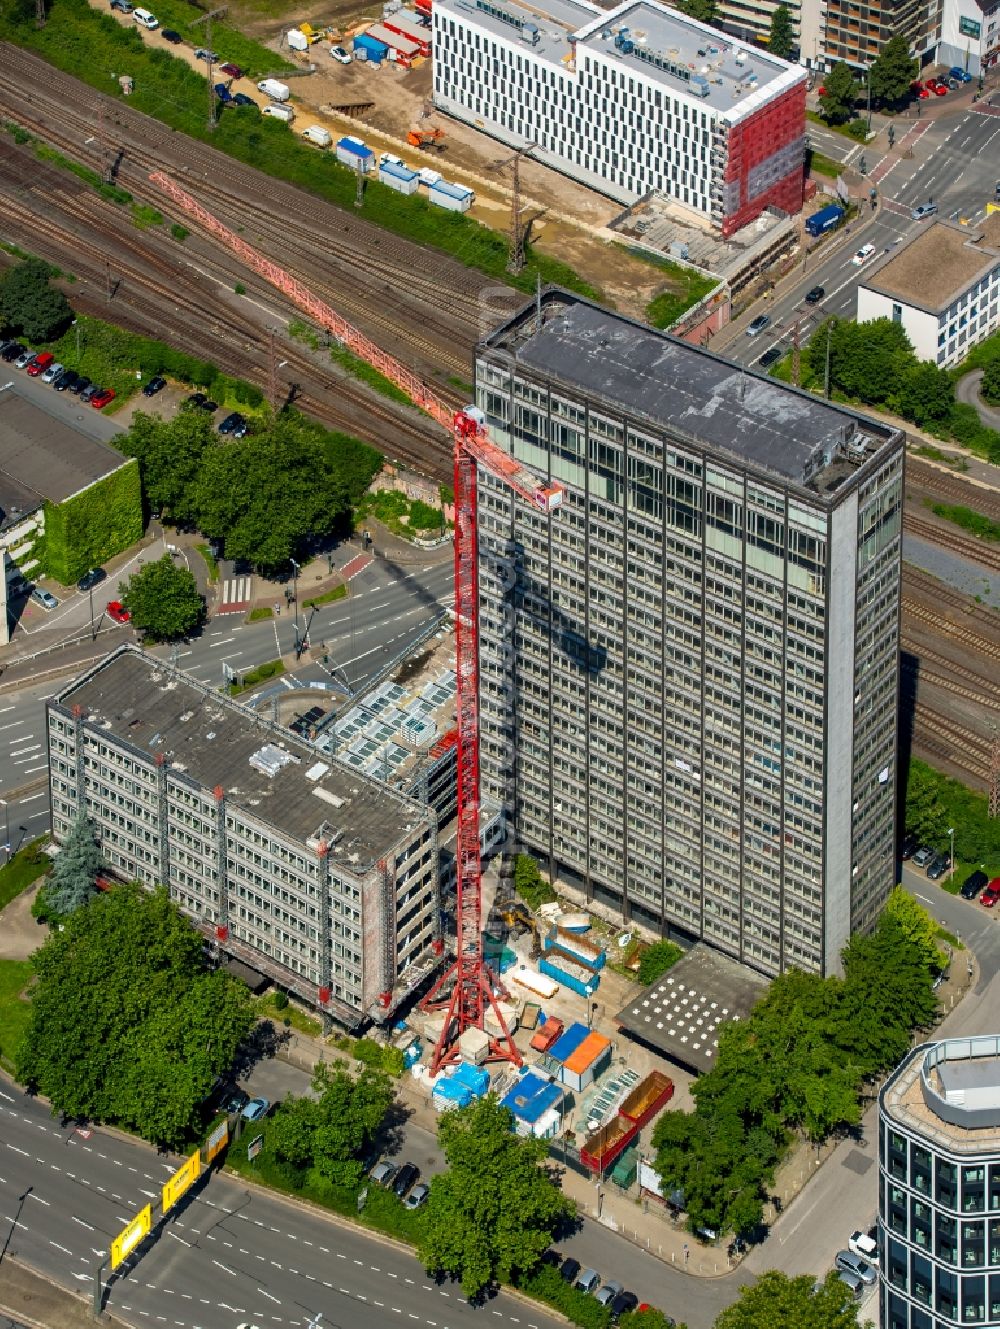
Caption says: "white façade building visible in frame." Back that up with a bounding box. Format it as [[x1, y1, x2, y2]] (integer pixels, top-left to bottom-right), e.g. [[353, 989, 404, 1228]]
[[857, 216, 1000, 369], [432, 0, 807, 237]]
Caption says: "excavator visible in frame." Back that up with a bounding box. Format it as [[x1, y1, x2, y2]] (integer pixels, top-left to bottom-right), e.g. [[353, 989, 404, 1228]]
[[499, 904, 542, 959], [406, 126, 445, 150]]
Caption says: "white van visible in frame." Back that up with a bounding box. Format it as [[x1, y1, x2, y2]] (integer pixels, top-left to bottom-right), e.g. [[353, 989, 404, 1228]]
[[256, 78, 290, 102], [262, 103, 295, 123], [133, 8, 158, 27], [301, 124, 331, 147]]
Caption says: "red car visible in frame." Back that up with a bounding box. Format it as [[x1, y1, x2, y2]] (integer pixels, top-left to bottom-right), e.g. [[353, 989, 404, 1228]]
[[106, 600, 130, 624], [27, 351, 54, 377], [924, 77, 948, 95], [219, 61, 242, 78], [911, 80, 930, 98], [90, 388, 116, 408], [980, 879, 1000, 907]]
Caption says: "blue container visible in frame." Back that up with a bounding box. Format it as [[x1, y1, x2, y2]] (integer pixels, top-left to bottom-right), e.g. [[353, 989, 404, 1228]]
[[352, 31, 389, 61], [540, 954, 600, 999]]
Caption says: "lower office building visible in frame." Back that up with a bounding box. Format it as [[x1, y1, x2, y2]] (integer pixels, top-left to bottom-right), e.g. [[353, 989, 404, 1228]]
[[47, 646, 441, 1027], [475, 291, 905, 978], [880, 1037, 1000, 1328]]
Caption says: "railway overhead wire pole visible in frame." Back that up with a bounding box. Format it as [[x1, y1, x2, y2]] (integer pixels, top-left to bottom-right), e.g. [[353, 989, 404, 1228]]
[[150, 170, 563, 1073]]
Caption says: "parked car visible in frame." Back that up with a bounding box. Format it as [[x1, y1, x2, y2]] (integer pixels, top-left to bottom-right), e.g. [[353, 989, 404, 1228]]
[[849, 1228, 879, 1264], [161, 27, 182, 41], [852, 243, 877, 266], [219, 61, 242, 78], [746, 314, 770, 337], [69, 375, 90, 396], [14, 348, 35, 369], [838, 1268, 865, 1298], [194, 46, 219, 61], [370, 1161, 396, 1187], [980, 879, 1000, 908], [31, 586, 59, 610], [805, 285, 825, 304], [184, 392, 208, 409], [392, 1162, 420, 1198], [960, 870, 989, 900], [575, 1269, 601, 1295], [758, 346, 782, 369], [78, 568, 106, 592], [911, 202, 938, 220], [560, 1257, 581, 1284], [91, 388, 116, 409], [221, 1086, 249, 1114], [218, 411, 248, 436], [53, 369, 78, 392], [215, 83, 233, 104], [0, 342, 24, 363], [241, 1097, 270, 1122], [901, 832, 920, 860], [836, 1250, 877, 1285], [106, 600, 131, 624], [910, 79, 931, 98], [595, 1281, 624, 1307], [403, 1182, 429, 1210], [539, 1250, 562, 1268], [40, 359, 64, 383], [142, 375, 166, 397], [330, 44, 352, 63], [27, 352, 54, 377], [110, 0, 133, 10], [232, 93, 258, 108], [80, 382, 99, 402], [912, 846, 936, 868], [611, 1291, 639, 1319], [926, 852, 950, 880], [949, 65, 972, 82]]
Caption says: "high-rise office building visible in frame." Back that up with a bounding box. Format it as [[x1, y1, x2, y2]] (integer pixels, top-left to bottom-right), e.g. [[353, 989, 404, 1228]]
[[475, 292, 904, 977]]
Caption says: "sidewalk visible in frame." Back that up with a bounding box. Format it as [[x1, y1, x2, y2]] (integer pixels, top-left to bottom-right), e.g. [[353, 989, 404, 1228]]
[[0, 1254, 129, 1329]]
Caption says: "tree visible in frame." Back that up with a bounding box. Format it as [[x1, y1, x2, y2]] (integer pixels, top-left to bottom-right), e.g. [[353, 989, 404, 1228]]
[[675, 0, 717, 23], [121, 554, 204, 641], [819, 62, 859, 124], [514, 854, 556, 910], [121, 410, 215, 526], [768, 4, 794, 58], [883, 886, 948, 974], [622, 1311, 686, 1329], [1, 258, 72, 343], [16, 883, 254, 1147], [419, 1095, 574, 1299], [192, 415, 350, 569], [869, 35, 918, 106], [904, 759, 950, 846], [36, 815, 101, 920], [895, 361, 954, 426], [806, 318, 916, 405], [982, 358, 1000, 406], [714, 1270, 870, 1329]]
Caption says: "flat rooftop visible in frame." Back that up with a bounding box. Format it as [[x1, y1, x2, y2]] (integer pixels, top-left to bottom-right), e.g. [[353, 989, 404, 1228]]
[[575, 2, 799, 117], [484, 291, 899, 496], [616, 942, 768, 1075], [861, 215, 1000, 315], [0, 386, 130, 532], [445, 0, 598, 69], [55, 647, 429, 871], [882, 1038, 1000, 1153]]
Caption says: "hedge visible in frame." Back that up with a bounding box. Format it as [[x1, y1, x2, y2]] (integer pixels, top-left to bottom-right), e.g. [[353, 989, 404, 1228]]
[[44, 459, 143, 585]]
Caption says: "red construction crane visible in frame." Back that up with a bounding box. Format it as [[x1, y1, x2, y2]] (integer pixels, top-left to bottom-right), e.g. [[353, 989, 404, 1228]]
[[150, 172, 562, 1073]]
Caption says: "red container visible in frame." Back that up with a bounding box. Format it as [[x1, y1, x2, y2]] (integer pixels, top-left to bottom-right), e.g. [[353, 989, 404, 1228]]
[[619, 1071, 674, 1130], [580, 1116, 639, 1172]]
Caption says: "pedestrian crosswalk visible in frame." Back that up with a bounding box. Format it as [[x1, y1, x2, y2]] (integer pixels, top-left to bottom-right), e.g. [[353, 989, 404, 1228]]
[[218, 575, 252, 615]]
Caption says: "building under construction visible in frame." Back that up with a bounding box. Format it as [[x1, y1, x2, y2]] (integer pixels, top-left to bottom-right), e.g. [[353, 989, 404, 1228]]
[[46, 646, 442, 1027]]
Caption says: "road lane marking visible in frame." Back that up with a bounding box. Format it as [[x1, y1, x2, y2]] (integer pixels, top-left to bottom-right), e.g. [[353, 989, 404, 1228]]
[[211, 1259, 236, 1276], [28, 1194, 50, 1206], [20, 792, 46, 802], [49, 1240, 73, 1254], [9, 744, 41, 756]]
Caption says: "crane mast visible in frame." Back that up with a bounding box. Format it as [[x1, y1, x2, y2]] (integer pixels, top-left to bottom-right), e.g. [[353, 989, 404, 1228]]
[[150, 172, 562, 1073]]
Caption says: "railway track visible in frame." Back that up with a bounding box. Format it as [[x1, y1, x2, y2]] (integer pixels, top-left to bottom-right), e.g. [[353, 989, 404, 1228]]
[[903, 596, 1000, 664], [911, 705, 994, 783], [907, 457, 1000, 521], [904, 512, 1000, 573]]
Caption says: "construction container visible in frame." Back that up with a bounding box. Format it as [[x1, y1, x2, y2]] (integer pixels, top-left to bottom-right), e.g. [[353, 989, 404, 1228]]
[[520, 1001, 541, 1031], [382, 10, 431, 55], [560, 912, 591, 934], [336, 136, 374, 172], [483, 1001, 518, 1039], [547, 1021, 591, 1065], [509, 965, 558, 999], [432, 1077, 472, 1111], [611, 1144, 639, 1189], [499, 1070, 564, 1138], [428, 180, 473, 213], [619, 1071, 674, 1129], [459, 1026, 490, 1065], [414, 0, 431, 16], [365, 22, 420, 64], [547, 925, 606, 971], [352, 31, 389, 63], [560, 1030, 613, 1093], [287, 27, 309, 50], [539, 946, 600, 998], [580, 1115, 639, 1173]]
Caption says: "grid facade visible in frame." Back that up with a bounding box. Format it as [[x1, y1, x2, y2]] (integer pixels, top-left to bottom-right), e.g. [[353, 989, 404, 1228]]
[[47, 660, 440, 1028], [821, 0, 940, 68], [475, 297, 903, 978]]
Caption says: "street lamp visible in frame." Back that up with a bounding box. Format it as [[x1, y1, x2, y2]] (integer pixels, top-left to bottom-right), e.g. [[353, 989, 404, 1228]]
[[289, 558, 300, 655], [72, 318, 81, 368], [0, 799, 8, 862], [948, 827, 955, 880]]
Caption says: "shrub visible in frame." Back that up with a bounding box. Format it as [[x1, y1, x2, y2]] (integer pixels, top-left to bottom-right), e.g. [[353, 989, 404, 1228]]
[[637, 939, 683, 985], [517, 1266, 612, 1329], [272, 990, 289, 1011], [43, 460, 143, 585]]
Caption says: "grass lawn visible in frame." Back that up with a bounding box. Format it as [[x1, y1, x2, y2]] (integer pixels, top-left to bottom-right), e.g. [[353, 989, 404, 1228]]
[[197, 542, 220, 582], [303, 584, 348, 609], [247, 605, 273, 622], [254, 992, 322, 1036], [0, 959, 33, 1073], [807, 149, 842, 179], [0, 839, 50, 912]]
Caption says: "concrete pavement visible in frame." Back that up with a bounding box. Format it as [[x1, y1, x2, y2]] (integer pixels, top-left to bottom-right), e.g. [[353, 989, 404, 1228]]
[[957, 370, 1000, 432]]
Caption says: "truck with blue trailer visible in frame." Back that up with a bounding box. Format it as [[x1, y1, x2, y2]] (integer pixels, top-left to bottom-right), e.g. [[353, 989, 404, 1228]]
[[805, 204, 845, 237]]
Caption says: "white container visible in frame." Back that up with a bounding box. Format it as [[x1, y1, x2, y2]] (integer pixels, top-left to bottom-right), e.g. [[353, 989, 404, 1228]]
[[378, 163, 419, 194], [417, 167, 442, 187], [263, 103, 295, 123], [287, 27, 309, 50], [483, 1002, 519, 1038], [257, 78, 290, 102], [459, 1027, 490, 1065], [428, 183, 472, 213], [301, 124, 332, 147]]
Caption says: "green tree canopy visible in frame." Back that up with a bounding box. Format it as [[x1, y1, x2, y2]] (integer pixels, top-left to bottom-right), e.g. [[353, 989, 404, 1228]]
[[713, 1270, 871, 1329], [1, 258, 72, 343], [418, 1094, 574, 1299], [675, 0, 717, 23], [869, 35, 918, 106], [37, 814, 101, 920], [267, 1060, 394, 1191], [805, 318, 916, 404], [121, 410, 216, 526], [981, 359, 1000, 405], [768, 4, 794, 58], [121, 553, 204, 641], [819, 62, 859, 124], [884, 886, 948, 973], [16, 883, 254, 1147], [895, 361, 954, 426]]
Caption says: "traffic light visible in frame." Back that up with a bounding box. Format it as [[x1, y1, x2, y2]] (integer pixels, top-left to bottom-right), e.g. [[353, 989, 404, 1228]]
[[888, 124, 895, 147]]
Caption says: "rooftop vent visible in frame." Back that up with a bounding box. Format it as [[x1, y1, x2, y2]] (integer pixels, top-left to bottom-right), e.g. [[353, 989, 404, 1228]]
[[313, 787, 348, 808], [179, 711, 194, 723], [249, 743, 297, 779]]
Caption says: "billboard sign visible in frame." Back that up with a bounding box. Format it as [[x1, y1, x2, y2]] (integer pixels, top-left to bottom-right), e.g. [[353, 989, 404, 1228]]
[[162, 1149, 202, 1213], [110, 1204, 151, 1270], [247, 1133, 264, 1161], [205, 1119, 229, 1164]]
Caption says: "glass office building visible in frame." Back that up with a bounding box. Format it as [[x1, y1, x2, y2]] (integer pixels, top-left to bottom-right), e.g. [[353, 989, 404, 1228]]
[[880, 1037, 1000, 1328], [474, 292, 905, 977]]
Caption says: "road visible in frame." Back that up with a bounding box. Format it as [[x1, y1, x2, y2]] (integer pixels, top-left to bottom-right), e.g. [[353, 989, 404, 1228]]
[[0, 1081, 564, 1329]]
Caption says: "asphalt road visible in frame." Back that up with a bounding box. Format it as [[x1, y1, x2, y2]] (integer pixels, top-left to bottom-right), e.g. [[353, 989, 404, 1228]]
[[0, 1081, 565, 1329]]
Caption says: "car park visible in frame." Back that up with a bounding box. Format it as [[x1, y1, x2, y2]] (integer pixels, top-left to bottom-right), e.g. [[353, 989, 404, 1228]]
[[40, 360, 64, 384], [27, 352, 54, 377], [911, 202, 938, 220], [746, 314, 770, 337], [31, 586, 58, 610], [106, 600, 131, 624], [218, 411, 248, 436], [595, 1280, 624, 1307], [849, 1228, 878, 1264], [961, 870, 989, 900], [981, 879, 1000, 908], [91, 388, 116, 409], [912, 846, 935, 868], [241, 1097, 270, 1122], [611, 1291, 639, 1319], [404, 1182, 429, 1209], [161, 27, 181, 41], [370, 1161, 396, 1187], [560, 1257, 581, 1284], [330, 44, 352, 62], [78, 568, 107, 593], [836, 1250, 877, 1285], [142, 375, 166, 397], [219, 61, 242, 78], [1, 342, 24, 363], [852, 243, 877, 266], [392, 1162, 420, 1198], [15, 349, 36, 369], [758, 346, 782, 369], [53, 369, 78, 392], [805, 285, 825, 304], [926, 852, 950, 880], [575, 1269, 601, 1294]]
